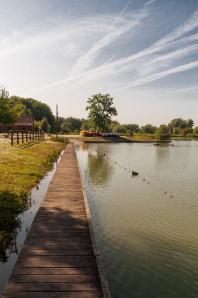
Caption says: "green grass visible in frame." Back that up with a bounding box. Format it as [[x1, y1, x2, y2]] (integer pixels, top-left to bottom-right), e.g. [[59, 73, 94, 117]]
[[67, 134, 157, 143], [0, 140, 65, 262], [0, 141, 65, 196]]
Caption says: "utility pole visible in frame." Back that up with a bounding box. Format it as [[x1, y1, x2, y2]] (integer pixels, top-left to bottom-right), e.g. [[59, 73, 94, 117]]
[[56, 104, 58, 140]]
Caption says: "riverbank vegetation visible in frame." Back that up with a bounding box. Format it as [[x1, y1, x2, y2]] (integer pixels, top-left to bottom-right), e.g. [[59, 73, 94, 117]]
[[0, 139, 65, 261], [1, 88, 198, 138]]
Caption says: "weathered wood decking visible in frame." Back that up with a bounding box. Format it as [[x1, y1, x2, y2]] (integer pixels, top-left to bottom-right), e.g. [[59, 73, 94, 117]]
[[3, 144, 110, 298]]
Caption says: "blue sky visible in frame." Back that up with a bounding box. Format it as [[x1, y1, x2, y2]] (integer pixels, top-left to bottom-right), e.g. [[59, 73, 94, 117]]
[[0, 0, 198, 125]]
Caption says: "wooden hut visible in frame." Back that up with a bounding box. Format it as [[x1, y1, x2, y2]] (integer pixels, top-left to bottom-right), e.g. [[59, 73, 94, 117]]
[[14, 115, 34, 131], [0, 115, 34, 132]]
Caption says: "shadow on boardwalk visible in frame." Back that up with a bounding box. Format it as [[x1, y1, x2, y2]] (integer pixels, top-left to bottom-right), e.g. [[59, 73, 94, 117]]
[[3, 144, 105, 298]]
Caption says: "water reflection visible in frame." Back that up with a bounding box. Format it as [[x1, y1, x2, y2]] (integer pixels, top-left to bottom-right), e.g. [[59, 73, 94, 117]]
[[76, 141, 198, 298], [0, 157, 59, 295], [0, 192, 30, 262], [87, 150, 113, 188]]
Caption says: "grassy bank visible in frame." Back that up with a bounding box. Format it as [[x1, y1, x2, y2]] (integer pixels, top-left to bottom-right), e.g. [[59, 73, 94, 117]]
[[0, 139, 65, 262], [66, 134, 157, 143]]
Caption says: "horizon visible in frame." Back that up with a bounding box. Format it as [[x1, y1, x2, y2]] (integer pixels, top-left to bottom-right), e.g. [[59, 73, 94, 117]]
[[1, 0, 198, 125]]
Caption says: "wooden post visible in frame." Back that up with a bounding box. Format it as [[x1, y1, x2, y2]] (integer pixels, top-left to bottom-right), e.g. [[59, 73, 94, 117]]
[[26, 131, 28, 142], [29, 132, 31, 141], [56, 104, 58, 140], [22, 132, 24, 143], [11, 131, 14, 146], [17, 132, 19, 144], [32, 131, 34, 141]]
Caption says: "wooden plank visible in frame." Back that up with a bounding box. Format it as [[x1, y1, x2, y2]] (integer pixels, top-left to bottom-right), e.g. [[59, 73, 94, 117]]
[[2, 291, 103, 298], [3, 144, 109, 298], [13, 267, 98, 275], [10, 274, 99, 282], [6, 282, 101, 291]]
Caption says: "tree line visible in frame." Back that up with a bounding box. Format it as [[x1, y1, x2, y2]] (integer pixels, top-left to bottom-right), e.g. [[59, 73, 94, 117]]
[[0, 88, 197, 135]]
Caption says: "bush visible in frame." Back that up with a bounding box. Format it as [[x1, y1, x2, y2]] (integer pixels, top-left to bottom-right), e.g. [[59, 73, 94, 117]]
[[50, 136, 68, 144]]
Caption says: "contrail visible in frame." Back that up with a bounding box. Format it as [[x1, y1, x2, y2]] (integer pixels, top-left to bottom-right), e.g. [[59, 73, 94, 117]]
[[112, 0, 133, 26], [175, 85, 198, 93], [123, 60, 198, 89]]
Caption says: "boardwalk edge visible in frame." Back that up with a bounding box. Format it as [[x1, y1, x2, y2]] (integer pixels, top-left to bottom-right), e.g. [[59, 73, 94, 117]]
[[75, 145, 111, 298]]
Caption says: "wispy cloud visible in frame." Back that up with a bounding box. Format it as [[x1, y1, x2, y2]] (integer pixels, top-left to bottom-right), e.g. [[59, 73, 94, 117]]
[[122, 60, 198, 89], [13, 3, 197, 96], [175, 85, 198, 93], [70, 4, 148, 76]]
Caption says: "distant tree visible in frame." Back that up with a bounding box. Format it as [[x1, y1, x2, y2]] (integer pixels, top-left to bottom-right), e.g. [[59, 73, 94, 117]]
[[186, 119, 194, 128], [0, 87, 16, 124], [113, 124, 127, 134], [141, 124, 157, 134], [81, 119, 90, 130], [61, 119, 73, 133], [123, 124, 140, 134], [181, 128, 193, 136], [168, 118, 194, 134], [10, 96, 55, 129], [86, 93, 117, 132], [194, 126, 198, 134], [156, 125, 170, 140], [61, 117, 82, 133]]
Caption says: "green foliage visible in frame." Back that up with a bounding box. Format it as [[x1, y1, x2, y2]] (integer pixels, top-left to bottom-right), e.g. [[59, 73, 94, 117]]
[[156, 125, 170, 140], [86, 93, 117, 132], [50, 136, 68, 144], [141, 124, 157, 134], [81, 119, 90, 130], [10, 96, 55, 128], [181, 128, 193, 136], [168, 118, 194, 134], [61, 117, 82, 133], [0, 141, 65, 261], [194, 126, 198, 134], [0, 87, 16, 124]]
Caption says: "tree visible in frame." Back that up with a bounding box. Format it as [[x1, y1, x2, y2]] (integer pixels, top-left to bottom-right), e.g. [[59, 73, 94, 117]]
[[186, 119, 194, 128], [10, 96, 55, 129], [61, 117, 83, 133], [181, 128, 193, 136], [123, 124, 140, 133], [168, 118, 194, 134], [141, 124, 157, 134], [156, 125, 170, 140], [0, 87, 16, 124], [194, 126, 198, 134], [86, 93, 117, 132]]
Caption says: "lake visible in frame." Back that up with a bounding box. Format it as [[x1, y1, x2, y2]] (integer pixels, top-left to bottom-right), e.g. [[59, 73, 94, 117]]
[[76, 141, 198, 298]]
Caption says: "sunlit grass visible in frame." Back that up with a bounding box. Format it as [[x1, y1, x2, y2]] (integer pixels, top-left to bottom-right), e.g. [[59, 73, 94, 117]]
[[0, 140, 65, 198]]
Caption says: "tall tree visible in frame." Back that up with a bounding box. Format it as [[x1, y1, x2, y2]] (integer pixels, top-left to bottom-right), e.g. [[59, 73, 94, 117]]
[[141, 124, 157, 134], [156, 125, 170, 140], [86, 93, 117, 132], [0, 87, 16, 124]]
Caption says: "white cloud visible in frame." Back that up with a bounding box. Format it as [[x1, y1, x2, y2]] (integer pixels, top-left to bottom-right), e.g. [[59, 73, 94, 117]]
[[123, 60, 198, 89]]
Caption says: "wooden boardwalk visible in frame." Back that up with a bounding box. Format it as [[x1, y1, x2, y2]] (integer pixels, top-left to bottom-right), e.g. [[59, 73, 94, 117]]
[[3, 144, 110, 298]]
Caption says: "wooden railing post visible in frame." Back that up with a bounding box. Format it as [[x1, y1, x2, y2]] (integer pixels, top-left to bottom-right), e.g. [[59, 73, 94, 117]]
[[11, 131, 14, 146], [26, 131, 28, 142], [17, 132, 19, 144], [22, 132, 24, 143]]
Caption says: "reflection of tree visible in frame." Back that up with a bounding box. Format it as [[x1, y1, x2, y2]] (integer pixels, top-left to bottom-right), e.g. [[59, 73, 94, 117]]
[[0, 192, 29, 262], [87, 152, 113, 187]]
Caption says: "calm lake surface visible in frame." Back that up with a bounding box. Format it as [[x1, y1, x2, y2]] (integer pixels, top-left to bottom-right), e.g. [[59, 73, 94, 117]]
[[76, 141, 198, 298]]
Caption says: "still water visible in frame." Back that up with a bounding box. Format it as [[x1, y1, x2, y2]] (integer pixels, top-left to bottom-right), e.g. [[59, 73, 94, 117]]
[[76, 141, 198, 298]]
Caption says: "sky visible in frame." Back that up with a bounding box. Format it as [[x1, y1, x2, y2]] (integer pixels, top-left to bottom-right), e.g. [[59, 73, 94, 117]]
[[0, 0, 198, 126]]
